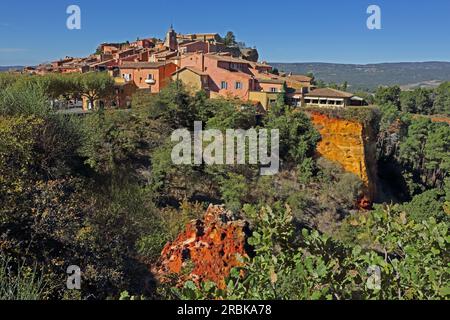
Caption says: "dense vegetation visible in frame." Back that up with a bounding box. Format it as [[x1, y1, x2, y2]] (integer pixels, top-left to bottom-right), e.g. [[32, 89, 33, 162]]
[[0, 72, 448, 300]]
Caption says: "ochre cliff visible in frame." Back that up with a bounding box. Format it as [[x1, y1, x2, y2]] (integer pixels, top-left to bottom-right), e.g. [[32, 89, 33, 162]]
[[309, 112, 378, 207], [155, 205, 250, 289]]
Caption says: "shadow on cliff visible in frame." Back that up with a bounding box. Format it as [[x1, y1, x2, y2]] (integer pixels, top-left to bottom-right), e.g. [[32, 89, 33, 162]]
[[375, 159, 411, 204]]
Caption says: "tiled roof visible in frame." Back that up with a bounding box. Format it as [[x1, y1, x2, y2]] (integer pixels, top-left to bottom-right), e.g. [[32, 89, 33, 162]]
[[305, 88, 354, 98], [206, 54, 251, 65], [179, 40, 205, 47], [250, 62, 272, 69], [172, 66, 209, 76], [257, 78, 285, 84], [287, 74, 312, 82], [120, 61, 170, 69]]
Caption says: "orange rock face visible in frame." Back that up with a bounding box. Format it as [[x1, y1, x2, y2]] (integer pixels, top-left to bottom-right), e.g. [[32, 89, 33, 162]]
[[155, 205, 250, 289], [309, 112, 378, 206]]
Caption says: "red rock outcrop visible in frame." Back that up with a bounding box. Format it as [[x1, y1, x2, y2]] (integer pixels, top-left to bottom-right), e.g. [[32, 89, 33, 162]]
[[155, 205, 250, 289]]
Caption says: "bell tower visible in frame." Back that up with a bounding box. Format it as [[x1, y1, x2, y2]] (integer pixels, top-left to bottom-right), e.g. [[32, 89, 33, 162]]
[[164, 24, 178, 51]]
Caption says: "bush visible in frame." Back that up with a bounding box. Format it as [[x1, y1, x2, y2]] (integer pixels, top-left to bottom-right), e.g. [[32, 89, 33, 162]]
[[0, 256, 48, 300]]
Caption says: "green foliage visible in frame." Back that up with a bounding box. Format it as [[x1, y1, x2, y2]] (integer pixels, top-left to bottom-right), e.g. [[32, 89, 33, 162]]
[[303, 106, 380, 127], [223, 31, 237, 46], [141, 81, 196, 129], [219, 173, 250, 213], [375, 86, 401, 108], [79, 110, 166, 178], [73, 72, 115, 109], [176, 203, 449, 300], [296, 158, 315, 185], [400, 88, 433, 114], [0, 79, 51, 116], [206, 99, 257, 130], [433, 82, 450, 116], [373, 83, 450, 116], [341, 204, 449, 299], [398, 118, 449, 194], [400, 189, 447, 223], [0, 256, 47, 300], [265, 107, 320, 164], [377, 100, 449, 199]]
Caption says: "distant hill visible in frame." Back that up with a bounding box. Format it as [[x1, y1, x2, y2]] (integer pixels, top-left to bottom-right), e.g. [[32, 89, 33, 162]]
[[0, 66, 23, 72], [270, 61, 450, 91]]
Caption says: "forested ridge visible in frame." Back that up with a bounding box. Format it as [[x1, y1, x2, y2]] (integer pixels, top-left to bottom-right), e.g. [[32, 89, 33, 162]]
[[0, 72, 448, 300]]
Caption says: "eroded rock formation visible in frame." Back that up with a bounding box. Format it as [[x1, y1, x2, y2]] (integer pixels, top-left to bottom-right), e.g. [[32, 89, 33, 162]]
[[309, 111, 378, 207], [155, 205, 250, 289]]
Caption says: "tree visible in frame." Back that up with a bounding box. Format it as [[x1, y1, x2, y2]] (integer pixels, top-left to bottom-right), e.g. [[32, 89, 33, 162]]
[[223, 31, 237, 46], [401, 189, 447, 223], [271, 68, 280, 76], [375, 86, 401, 108], [306, 72, 316, 86], [400, 91, 417, 113], [219, 173, 249, 213], [414, 88, 433, 114], [399, 118, 431, 177], [433, 82, 450, 115], [400, 88, 433, 115], [424, 124, 450, 186], [73, 72, 114, 110], [264, 107, 320, 165]]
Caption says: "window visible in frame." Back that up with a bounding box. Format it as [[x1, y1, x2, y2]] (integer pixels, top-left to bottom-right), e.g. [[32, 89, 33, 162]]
[[235, 81, 242, 89], [147, 74, 153, 80], [221, 81, 228, 89], [270, 87, 278, 93]]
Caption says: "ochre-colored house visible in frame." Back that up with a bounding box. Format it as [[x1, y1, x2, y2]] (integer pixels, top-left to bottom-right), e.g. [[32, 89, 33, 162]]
[[179, 53, 257, 100], [119, 61, 178, 93], [172, 66, 209, 93]]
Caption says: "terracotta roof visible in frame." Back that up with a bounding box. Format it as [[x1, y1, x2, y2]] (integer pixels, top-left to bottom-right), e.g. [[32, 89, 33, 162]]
[[206, 54, 251, 65], [250, 62, 272, 69], [172, 66, 208, 76], [120, 61, 170, 69], [179, 40, 205, 47], [287, 74, 312, 82], [257, 78, 285, 84], [89, 59, 116, 67], [305, 88, 354, 98]]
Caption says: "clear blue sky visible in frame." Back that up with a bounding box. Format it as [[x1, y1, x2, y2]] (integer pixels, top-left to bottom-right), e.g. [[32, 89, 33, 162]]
[[1, 0, 449, 66]]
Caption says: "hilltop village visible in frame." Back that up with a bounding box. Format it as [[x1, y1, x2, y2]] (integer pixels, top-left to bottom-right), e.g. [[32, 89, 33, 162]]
[[23, 27, 367, 111]]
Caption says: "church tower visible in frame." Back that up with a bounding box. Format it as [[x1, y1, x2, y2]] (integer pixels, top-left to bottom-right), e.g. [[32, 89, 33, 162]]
[[164, 24, 178, 51]]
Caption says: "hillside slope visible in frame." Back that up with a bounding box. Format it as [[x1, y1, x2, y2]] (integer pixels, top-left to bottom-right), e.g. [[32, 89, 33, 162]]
[[271, 61, 450, 91]]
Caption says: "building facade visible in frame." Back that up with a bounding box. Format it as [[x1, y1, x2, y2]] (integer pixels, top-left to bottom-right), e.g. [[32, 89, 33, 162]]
[[119, 61, 178, 92]]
